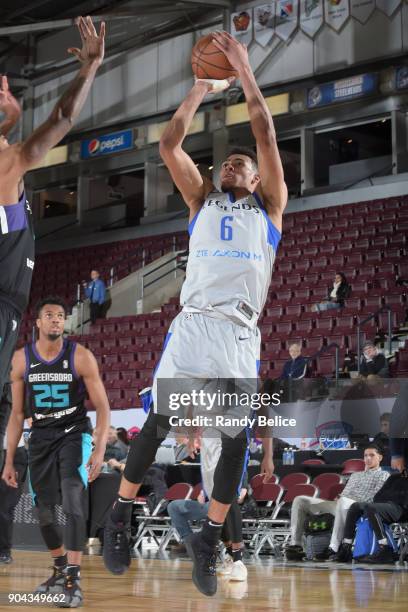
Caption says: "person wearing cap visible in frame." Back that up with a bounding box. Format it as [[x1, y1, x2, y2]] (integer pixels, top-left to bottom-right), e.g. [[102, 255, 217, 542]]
[[359, 341, 389, 380]]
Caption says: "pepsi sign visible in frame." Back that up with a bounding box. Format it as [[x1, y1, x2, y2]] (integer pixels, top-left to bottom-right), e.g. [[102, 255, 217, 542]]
[[81, 129, 133, 159]]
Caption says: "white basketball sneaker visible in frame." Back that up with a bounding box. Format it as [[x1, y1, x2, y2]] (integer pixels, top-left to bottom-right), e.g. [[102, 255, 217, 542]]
[[229, 560, 248, 582], [218, 554, 234, 575]]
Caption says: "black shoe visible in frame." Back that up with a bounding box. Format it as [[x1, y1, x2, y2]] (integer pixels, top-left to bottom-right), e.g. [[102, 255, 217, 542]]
[[314, 547, 337, 561], [331, 543, 352, 563], [285, 545, 304, 561], [56, 576, 83, 608], [35, 566, 66, 594], [185, 533, 217, 597], [0, 552, 12, 564], [102, 517, 131, 575], [359, 546, 396, 565]]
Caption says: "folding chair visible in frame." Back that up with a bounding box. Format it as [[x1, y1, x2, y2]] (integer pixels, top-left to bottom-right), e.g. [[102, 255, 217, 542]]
[[254, 484, 318, 556], [279, 472, 310, 490], [133, 482, 193, 551], [243, 484, 283, 551]]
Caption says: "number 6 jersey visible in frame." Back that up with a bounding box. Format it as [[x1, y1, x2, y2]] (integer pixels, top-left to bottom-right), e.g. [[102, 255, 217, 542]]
[[180, 190, 281, 329], [24, 339, 88, 429]]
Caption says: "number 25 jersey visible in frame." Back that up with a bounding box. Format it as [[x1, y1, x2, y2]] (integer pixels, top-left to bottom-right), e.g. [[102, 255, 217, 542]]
[[24, 339, 88, 429]]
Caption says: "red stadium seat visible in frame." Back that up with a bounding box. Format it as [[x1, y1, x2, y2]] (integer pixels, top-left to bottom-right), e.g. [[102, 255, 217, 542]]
[[279, 473, 310, 490], [342, 459, 365, 475]]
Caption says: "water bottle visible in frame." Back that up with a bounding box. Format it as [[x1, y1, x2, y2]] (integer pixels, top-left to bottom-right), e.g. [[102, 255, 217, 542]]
[[283, 447, 288, 465]]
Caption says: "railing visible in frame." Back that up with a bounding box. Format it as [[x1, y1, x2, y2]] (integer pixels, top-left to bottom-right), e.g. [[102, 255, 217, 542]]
[[140, 250, 188, 298], [344, 162, 395, 191], [36, 219, 79, 241], [357, 306, 392, 373]]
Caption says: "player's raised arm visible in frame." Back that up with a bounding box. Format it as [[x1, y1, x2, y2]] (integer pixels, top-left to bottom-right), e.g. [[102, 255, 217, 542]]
[[213, 32, 287, 230], [2, 349, 26, 488], [0, 75, 22, 137], [159, 81, 221, 216], [17, 16, 105, 172], [75, 345, 110, 482]]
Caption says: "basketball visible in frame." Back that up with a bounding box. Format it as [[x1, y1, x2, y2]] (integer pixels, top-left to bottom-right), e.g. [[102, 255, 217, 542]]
[[191, 34, 237, 80]]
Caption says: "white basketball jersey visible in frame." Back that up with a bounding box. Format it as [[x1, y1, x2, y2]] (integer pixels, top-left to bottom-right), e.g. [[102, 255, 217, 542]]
[[180, 190, 281, 329]]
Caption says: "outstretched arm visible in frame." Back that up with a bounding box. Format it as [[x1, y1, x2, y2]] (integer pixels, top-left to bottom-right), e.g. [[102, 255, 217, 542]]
[[159, 79, 231, 217], [0, 75, 21, 137], [213, 32, 287, 230], [17, 16, 105, 172]]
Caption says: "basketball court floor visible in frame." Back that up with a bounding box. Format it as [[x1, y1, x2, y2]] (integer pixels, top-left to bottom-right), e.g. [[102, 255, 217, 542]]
[[1, 548, 407, 611]]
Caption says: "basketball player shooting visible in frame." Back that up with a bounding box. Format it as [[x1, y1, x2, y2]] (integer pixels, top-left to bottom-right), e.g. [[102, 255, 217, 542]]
[[0, 16, 105, 434], [2, 297, 110, 608], [102, 31, 286, 596]]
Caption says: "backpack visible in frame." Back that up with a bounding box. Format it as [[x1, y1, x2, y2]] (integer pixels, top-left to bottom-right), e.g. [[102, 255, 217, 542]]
[[305, 532, 332, 560], [304, 513, 334, 535], [304, 513, 335, 561], [352, 517, 398, 559]]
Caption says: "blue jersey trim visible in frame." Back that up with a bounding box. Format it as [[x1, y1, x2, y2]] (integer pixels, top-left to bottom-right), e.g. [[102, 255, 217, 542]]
[[78, 433, 93, 488], [188, 209, 201, 236], [228, 192, 236, 203], [252, 192, 281, 252]]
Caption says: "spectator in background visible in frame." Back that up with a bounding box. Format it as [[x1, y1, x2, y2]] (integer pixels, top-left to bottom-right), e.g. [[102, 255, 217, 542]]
[[312, 272, 351, 313], [116, 427, 130, 448], [360, 341, 389, 380], [104, 426, 128, 462], [285, 444, 389, 562], [373, 413, 391, 458], [280, 343, 308, 380], [82, 270, 106, 324]]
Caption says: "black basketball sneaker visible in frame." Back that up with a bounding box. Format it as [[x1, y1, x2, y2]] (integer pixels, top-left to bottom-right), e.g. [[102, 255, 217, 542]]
[[185, 532, 217, 597], [102, 516, 131, 575]]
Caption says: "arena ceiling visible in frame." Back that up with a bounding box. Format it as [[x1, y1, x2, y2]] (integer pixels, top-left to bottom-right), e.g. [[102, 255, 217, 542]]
[[0, 0, 236, 82]]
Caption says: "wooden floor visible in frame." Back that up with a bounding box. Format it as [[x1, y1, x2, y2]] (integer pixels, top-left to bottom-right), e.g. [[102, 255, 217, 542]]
[[1, 550, 408, 611]]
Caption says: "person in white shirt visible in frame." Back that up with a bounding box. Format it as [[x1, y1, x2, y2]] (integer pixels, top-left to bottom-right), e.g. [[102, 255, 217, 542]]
[[285, 444, 389, 561]]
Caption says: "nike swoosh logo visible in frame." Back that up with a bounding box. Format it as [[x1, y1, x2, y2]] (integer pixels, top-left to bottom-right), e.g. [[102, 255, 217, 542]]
[[238, 336, 249, 341], [30, 363, 42, 368], [65, 426, 75, 433]]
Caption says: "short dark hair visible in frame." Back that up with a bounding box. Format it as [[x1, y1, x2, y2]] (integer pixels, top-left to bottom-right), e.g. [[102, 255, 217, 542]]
[[36, 296, 68, 318], [364, 443, 383, 455], [228, 146, 258, 170]]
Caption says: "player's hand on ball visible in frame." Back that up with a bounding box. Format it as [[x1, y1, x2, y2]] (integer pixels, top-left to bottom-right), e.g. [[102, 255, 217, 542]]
[[1, 463, 18, 488], [212, 31, 249, 73], [87, 449, 104, 481], [194, 76, 235, 94], [68, 16, 105, 66], [260, 456, 275, 483]]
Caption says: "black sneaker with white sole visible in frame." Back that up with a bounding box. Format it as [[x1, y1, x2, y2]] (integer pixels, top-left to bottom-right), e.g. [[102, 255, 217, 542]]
[[102, 517, 131, 575], [185, 532, 217, 597]]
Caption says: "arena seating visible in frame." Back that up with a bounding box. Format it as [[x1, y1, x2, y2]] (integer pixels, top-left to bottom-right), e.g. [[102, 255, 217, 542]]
[[18, 195, 408, 409]]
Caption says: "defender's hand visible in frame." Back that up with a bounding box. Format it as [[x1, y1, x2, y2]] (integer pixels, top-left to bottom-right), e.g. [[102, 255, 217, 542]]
[[68, 16, 105, 66], [0, 76, 21, 117]]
